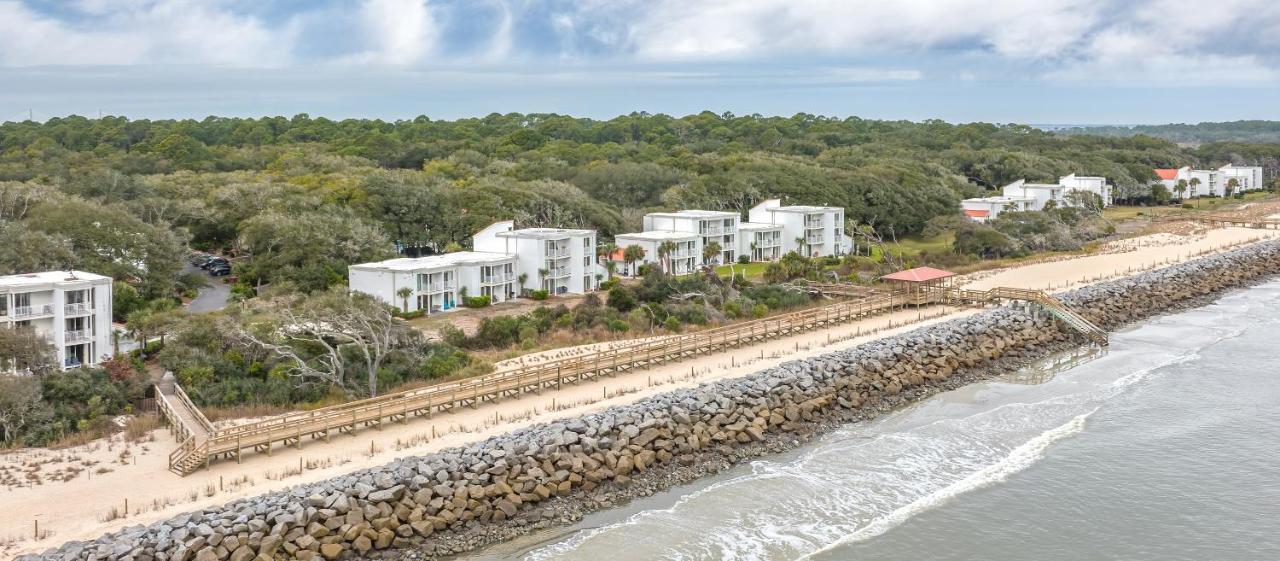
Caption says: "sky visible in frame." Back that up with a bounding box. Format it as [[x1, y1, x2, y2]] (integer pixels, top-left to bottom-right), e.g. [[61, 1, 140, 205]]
[[1, 0, 1279, 124]]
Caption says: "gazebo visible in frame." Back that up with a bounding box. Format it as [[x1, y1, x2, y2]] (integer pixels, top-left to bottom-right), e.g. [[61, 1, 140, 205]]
[[880, 266, 956, 306]]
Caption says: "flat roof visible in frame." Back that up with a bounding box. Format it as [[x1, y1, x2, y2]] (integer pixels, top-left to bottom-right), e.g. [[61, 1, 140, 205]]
[[497, 227, 595, 239], [645, 209, 739, 219], [615, 230, 700, 241], [767, 205, 842, 213], [737, 221, 783, 230], [1013, 183, 1063, 190], [351, 251, 516, 272], [0, 270, 111, 289]]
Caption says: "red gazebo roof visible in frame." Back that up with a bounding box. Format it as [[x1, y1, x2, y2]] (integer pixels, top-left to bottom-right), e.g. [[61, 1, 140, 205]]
[[880, 266, 956, 283], [1154, 168, 1179, 180]]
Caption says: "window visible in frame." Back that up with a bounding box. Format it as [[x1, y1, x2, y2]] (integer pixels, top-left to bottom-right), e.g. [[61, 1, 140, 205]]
[[0, 297, 6, 316]]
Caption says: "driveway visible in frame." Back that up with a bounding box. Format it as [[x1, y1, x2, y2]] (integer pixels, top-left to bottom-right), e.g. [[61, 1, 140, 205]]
[[184, 264, 231, 313]]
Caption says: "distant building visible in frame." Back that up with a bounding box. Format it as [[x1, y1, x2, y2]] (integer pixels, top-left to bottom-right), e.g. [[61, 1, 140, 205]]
[[1155, 165, 1264, 198], [472, 221, 601, 295], [1, 270, 113, 372], [613, 231, 699, 275], [348, 252, 519, 315], [960, 196, 1036, 222], [1002, 179, 1067, 210], [1058, 174, 1113, 206], [642, 210, 739, 265], [747, 199, 846, 258]]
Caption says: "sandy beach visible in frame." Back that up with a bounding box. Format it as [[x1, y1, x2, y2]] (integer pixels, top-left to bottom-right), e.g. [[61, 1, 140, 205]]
[[3, 225, 1275, 557]]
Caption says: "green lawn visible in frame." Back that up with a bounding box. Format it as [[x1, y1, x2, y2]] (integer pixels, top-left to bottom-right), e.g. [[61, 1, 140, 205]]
[[715, 261, 771, 281], [889, 233, 954, 257]]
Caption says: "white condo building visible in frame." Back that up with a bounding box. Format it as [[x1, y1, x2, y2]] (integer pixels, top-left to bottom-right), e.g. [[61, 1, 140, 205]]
[[1058, 174, 1113, 206], [473, 221, 601, 296], [961, 196, 1036, 222], [1, 271, 113, 373], [612, 231, 699, 275], [1156, 165, 1265, 198], [642, 210, 739, 265], [748, 199, 846, 258], [737, 222, 785, 262], [348, 252, 518, 315]]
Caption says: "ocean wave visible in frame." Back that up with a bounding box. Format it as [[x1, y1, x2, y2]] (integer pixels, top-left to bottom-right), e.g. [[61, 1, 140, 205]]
[[795, 408, 1097, 560]]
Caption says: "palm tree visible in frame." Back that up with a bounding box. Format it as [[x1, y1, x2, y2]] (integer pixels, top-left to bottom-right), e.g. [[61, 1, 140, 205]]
[[622, 245, 646, 276], [656, 240, 677, 274], [1225, 177, 1239, 199], [517, 272, 528, 296], [1174, 179, 1188, 201], [537, 267, 549, 292], [1189, 177, 1201, 206], [395, 286, 412, 312], [702, 241, 722, 267], [604, 260, 618, 278], [795, 236, 807, 257]]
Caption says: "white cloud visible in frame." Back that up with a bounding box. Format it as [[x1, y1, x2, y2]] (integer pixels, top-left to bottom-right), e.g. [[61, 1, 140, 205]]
[[340, 0, 438, 66], [0, 0, 289, 66]]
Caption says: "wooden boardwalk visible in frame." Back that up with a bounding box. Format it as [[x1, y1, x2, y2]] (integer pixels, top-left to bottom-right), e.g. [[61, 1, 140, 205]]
[[159, 283, 1106, 475]]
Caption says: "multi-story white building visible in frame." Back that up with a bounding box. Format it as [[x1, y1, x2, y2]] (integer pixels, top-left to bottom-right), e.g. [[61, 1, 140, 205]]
[[737, 222, 785, 262], [613, 231, 699, 275], [1156, 165, 1266, 199], [348, 252, 519, 315], [1218, 164, 1265, 193], [642, 210, 739, 265], [747, 199, 845, 258], [960, 196, 1036, 222], [1058, 174, 1113, 206], [473, 221, 601, 295], [1, 271, 113, 372], [1002, 179, 1067, 210]]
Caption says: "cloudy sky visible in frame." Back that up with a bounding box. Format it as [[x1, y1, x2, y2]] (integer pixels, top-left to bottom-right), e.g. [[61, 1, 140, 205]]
[[2, 0, 1278, 124]]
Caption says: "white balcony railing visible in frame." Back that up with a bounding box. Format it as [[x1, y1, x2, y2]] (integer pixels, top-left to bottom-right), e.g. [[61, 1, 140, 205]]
[[547, 267, 570, 278], [12, 304, 54, 319], [482, 273, 514, 284], [64, 303, 91, 315], [546, 248, 570, 259], [700, 227, 723, 236], [806, 236, 825, 244], [65, 330, 90, 343], [422, 282, 455, 293]]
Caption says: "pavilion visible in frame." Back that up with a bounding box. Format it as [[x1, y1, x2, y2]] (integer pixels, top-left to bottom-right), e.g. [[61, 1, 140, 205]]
[[880, 266, 956, 305]]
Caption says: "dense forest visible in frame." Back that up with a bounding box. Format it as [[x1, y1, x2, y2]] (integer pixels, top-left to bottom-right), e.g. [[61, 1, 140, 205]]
[[1060, 120, 1280, 146], [2, 112, 1277, 446]]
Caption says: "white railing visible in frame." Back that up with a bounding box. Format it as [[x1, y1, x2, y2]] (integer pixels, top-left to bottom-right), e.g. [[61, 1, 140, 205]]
[[547, 267, 570, 278], [422, 282, 455, 292], [805, 217, 825, 228], [482, 273, 514, 284], [64, 302, 91, 315], [700, 227, 723, 236], [806, 236, 825, 244], [546, 247, 570, 258], [65, 330, 90, 343], [12, 304, 54, 318]]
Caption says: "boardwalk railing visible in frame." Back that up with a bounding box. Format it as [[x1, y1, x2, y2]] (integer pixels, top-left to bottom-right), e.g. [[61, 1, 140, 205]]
[[161, 281, 1106, 475]]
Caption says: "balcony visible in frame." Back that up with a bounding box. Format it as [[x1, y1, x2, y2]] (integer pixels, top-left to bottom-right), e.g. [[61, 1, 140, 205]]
[[482, 273, 514, 284], [546, 267, 570, 278], [64, 358, 83, 369], [421, 282, 455, 293], [546, 247, 570, 259], [806, 236, 825, 244], [65, 330, 90, 343], [12, 304, 54, 319], [700, 227, 723, 236], [64, 302, 92, 316]]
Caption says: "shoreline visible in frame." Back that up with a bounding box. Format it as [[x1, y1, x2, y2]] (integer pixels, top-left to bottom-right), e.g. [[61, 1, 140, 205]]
[[394, 267, 1268, 560], [21, 238, 1280, 561]]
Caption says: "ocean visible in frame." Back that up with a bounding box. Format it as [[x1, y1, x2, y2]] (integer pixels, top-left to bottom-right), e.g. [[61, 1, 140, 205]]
[[458, 279, 1280, 561]]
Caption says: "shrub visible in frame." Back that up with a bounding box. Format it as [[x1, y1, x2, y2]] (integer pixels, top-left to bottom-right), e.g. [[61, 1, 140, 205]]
[[737, 254, 750, 264], [1182, 203, 1194, 209], [395, 309, 425, 319], [750, 303, 769, 318], [463, 295, 492, 308], [607, 285, 638, 312], [663, 316, 681, 332], [530, 289, 549, 300], [600, 277, 621, 290]]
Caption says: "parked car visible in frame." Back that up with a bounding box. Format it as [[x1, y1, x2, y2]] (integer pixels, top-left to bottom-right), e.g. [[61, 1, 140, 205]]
[[209, 264, 233, 277], [201, 257, 229, 270]]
